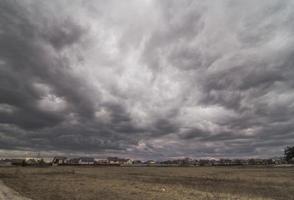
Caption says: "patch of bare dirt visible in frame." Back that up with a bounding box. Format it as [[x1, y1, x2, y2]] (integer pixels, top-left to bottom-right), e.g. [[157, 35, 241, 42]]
[[0, 180, 31, 200]]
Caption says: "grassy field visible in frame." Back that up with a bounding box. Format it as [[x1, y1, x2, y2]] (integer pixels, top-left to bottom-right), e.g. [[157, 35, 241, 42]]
[[0, 166, 293, 200]]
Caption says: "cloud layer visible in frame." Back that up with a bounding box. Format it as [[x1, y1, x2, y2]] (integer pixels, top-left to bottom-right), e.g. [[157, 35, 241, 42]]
[[1, 0, 294, 159]]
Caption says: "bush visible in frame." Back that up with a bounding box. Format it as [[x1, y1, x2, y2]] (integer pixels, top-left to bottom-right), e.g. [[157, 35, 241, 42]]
[[284, 146, 294, 163]]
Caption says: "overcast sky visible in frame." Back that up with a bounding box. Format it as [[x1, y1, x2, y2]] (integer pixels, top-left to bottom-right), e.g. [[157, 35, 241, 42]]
[[0, 0, 294, 159]]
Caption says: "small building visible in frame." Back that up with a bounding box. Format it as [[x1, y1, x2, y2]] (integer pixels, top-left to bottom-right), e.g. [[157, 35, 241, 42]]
[[67, 158, 80, 165], [94, 159, 108, 165], [107, 157, 132, 165], [78, 157, 95, 165], [125, 159, 133, 165], [144, 160, 156, 165], [52, 156, 67, 166], [107, 157, 120, 164]]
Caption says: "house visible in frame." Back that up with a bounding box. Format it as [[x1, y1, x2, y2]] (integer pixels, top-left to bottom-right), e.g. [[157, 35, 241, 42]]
[[120, 159, 133, 165], [67, 158, 80, 165], [52, 156, 67, 166], [107, 157, 120, 164], [144, 160, 156, 165], [78, 157, 95, 165], [107, 157, 132, 165], [126, 159, 133, 165], [94, 159, 108, 165]]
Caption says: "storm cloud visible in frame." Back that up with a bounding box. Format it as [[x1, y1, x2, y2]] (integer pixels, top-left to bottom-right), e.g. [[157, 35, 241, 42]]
[[0, 0, 294, 159]]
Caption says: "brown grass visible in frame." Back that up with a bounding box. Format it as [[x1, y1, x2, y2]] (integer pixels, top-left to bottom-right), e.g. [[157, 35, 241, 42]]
[[0, 166, 293, 200]]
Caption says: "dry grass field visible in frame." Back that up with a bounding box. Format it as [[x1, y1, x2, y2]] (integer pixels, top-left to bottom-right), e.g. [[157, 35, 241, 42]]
[[0, 166, 293, 200]]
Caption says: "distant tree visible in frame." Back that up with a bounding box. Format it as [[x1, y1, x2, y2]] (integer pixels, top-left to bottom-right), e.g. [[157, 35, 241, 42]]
[[22, 160, 27, 167], [284, 146, 294, 163], [38, 159, 46, 166]]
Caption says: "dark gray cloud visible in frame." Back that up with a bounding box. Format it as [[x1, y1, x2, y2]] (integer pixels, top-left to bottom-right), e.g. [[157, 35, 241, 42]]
[[0, 0, 294, 159]]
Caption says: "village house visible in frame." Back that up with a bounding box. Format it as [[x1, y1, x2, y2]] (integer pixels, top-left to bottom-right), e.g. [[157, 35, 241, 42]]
[[52, 156, 67, 166], [94, 159, 108, 165], [78, 157, 95, 165], [144, 160, 156, 165], [67, 158, 79, 165], [107, 157, 133, 165]]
